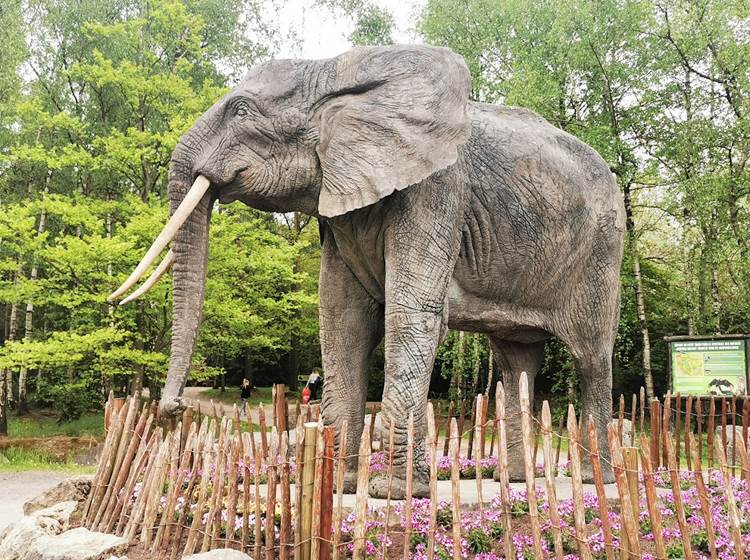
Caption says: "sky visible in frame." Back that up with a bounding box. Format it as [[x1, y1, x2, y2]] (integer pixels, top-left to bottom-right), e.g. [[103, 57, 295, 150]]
[[274, 0, 427, 59]]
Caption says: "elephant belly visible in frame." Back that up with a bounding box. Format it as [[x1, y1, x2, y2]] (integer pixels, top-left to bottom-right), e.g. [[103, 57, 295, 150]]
[[446, 280, 552, 343]]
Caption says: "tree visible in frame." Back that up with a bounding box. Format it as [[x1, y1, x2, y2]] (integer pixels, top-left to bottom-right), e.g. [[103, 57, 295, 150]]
[[0, 0, 311, 422]]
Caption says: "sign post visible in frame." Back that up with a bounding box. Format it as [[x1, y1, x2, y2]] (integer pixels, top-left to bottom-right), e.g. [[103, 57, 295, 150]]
[[667, 335, 749, 396]]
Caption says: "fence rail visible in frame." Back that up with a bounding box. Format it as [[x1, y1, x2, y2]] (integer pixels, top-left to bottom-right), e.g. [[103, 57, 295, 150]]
[[83, 380, 750, 559]]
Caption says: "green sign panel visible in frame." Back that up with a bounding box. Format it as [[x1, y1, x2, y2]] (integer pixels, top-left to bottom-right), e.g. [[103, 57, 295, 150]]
[[671, 339, 747, 396]]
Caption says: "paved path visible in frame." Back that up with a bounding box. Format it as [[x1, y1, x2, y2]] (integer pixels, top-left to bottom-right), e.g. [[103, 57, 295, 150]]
[[0, 470, 69, 532], [0, 468, 618, 533]]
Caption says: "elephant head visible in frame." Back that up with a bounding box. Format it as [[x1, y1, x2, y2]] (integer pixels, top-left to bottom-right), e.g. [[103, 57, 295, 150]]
[[108, 45, 472, 415]]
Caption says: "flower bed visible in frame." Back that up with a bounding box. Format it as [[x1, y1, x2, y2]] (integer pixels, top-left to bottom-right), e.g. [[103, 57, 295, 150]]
[[337, 470, 750, 559], [129, 459, 750, 559]]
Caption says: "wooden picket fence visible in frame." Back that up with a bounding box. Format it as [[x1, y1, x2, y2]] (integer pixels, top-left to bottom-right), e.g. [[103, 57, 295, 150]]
[[81, 379, 750, 560]]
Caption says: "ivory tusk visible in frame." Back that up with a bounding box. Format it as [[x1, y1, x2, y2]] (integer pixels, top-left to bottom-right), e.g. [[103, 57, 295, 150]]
[[119, 250, 175, 306], [108, 175, 210, 302]]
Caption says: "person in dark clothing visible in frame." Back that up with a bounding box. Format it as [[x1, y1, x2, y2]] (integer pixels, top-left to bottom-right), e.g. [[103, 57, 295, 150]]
[[307, 370, 323, 400], [240, 378, 252, 416]]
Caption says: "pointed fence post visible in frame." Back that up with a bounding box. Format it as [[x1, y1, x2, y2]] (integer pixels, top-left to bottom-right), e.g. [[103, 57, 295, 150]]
[[519, 374, 543, 559], [542, 402, 564, 560], [495, 382, 514, 560]]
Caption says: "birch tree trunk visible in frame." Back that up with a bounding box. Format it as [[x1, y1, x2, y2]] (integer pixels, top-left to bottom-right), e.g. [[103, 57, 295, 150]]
[[1, 289, 19, 433], [623, 181, 654, 401], [17, 184, 48, 414]]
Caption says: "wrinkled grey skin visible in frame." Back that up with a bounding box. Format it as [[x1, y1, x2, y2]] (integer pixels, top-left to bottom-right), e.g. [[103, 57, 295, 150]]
[[160, 45, 625, 498]]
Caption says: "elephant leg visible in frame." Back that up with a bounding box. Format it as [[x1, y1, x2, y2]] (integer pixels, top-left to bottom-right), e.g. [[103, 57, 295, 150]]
[[369, 179, 464, 500], [568, 346, 615, 483], [319, 229, 383, 493], [489, 338, 545, 482]]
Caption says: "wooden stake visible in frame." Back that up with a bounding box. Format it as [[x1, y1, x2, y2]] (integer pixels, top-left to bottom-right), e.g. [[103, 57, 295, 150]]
[[449, 418, 462, 560], [259, 403, 269, 458], [542, 402, 564, 560], [587, 416, 615, 560], [606, 424, 640, 559], [554, 414, 564, 477], [171, 422, 209, 560], [708, 396, 715, 468], [332, 420, 347, 560], [665, 436, 694, 560], [280, 431, 292, 560], [715, 438, 745, 560], [721, 397, 728, 467], [519, 374, 543, 559], [225, 433, 241, 548], [495, 382, 514, 560], [622, 446, 639, 557], [697, 397, 704, 461], [474, 395, 485, 519], [638, 433, 667, 560], [253, 433, 263, 560], [426, 404, 438, 560], [319, 427, 335, 560], [662, 392, 671, 468], [368, 403, 377, 451], [301, 422, 318, 560], [650, 399, 660, 468], [685, 395, 693, 470], [310, 425, 324, 560], [467, 395, 477, 460], [639, 386, 645, 435], [352, 429, 371, 560], [443, 401, 454, 457], [402, 414, 415, 560], [294, 415, 305, 558], [568, 405, 593, 560], [675, 392, 682, 465], [687, 432, 718, 560], [265, 431, 278, 560]]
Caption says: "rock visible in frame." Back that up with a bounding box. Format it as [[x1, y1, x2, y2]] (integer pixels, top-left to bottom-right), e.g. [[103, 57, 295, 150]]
[[608, 419, 634, 447], [23, 475, 93, 516], [21, 527, 127, 560], [0, 502, 77, 560], [715, 425, 747, 463], [182, 550, 254, 560]]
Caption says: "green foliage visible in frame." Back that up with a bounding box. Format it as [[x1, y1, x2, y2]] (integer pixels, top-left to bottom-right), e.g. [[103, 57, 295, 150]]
[[349, 5, 394, 46], [0, 0, 315, 424], [466, 528, 492, 553], [420, 0, 750, 399]]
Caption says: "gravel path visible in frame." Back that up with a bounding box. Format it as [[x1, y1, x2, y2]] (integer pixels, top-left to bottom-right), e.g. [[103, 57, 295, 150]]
[[0, 470, 70, 532]]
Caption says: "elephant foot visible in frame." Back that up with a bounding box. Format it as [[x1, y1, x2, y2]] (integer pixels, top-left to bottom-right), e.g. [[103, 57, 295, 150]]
[[343, 471, 358, 494], [158, 396, 186, 418], [581, 461, 614, 484], [496, 454, 527, 482], [369, 473, 430, 499]]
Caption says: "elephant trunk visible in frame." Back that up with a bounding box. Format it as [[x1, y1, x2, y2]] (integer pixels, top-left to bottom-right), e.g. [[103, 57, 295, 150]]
[[159, 139, 213, 416]]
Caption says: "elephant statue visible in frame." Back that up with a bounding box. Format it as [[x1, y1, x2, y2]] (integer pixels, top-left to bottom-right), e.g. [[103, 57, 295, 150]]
[[109, 45, 625, 498]]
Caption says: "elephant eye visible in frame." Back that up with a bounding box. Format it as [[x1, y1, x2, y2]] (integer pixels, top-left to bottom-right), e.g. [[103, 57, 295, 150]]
[[234, 101, 251, 118]]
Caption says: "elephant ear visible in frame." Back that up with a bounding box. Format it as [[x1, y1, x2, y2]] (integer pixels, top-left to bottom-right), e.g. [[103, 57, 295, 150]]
[[315, 46, 472, 218]]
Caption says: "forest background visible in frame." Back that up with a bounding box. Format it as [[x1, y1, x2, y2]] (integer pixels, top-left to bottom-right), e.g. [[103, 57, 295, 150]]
[[0, 0, 748, 432]]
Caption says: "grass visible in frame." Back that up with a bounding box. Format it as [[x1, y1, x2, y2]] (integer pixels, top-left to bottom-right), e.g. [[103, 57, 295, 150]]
[[0, 447, 95, 473], [7, 411, 105, 439]]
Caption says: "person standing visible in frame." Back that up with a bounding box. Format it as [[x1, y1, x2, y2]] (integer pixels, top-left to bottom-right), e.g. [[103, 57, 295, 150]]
[[240, 378, 252, 416]]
